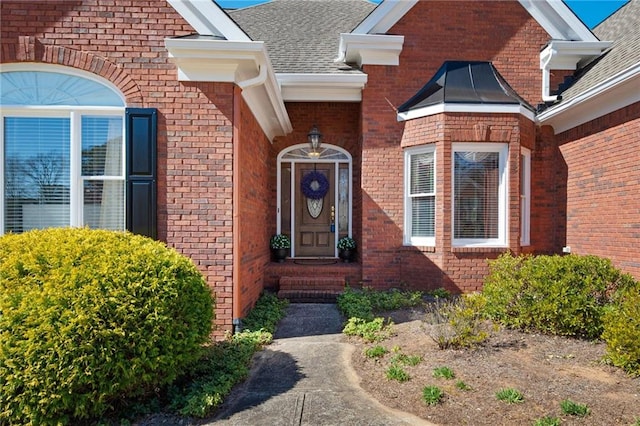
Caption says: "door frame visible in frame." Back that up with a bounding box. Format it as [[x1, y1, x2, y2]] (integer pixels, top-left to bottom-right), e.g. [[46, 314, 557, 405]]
[[277, 143, 352, 258]]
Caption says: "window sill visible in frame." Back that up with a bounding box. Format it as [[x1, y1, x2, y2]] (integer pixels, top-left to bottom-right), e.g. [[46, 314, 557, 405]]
[[401, 245, 436, 253]]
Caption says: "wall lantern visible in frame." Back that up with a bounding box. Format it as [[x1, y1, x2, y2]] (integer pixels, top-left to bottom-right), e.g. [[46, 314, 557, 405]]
[[307, 125, 322, 158]]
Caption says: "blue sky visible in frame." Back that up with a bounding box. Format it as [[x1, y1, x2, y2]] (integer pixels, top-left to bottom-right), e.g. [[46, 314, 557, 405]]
[[218, 0, 629, 29]]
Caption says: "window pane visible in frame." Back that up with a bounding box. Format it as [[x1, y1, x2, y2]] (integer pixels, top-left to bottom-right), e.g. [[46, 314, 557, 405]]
[[4, 117, 70, 233], [82, 116, 123, 176], [83, 180, 124, 230], [410, 152, 434, 194], [412, 196, 434, 237], [454, 151, 499, 239], [1, 71, 124, 106]]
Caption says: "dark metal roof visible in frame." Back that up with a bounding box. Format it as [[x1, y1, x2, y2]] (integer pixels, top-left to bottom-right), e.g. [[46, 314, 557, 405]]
[[397, 61, 534, 114]]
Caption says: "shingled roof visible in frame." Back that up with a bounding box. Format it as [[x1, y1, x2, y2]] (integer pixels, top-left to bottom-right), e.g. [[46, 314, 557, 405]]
[[557, 0, 639, 102], [227, 0, 376, 74]]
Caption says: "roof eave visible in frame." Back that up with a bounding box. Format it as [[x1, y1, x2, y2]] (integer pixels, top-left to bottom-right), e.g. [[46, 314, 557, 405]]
[[277, 73, 368, 102], [164, 37, 292, 140], [336, 34, 405, 66], [397, 103, 536, 122], [517, 0, 597, 41], [167, 0, 250, 40], [537, 62, 640, 134]]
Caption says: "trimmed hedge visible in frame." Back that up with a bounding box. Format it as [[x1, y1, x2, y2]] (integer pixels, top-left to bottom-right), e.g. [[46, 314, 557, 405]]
[[0, 228, 214, 424], [602, 285, 640, 375], [483, 253, 635, 339]]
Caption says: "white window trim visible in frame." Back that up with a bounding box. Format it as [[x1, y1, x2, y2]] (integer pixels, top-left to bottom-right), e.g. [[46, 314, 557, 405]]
[[452, 142, 509, 248], [520, 147, 531, 246], [404, 145, 436, 247]]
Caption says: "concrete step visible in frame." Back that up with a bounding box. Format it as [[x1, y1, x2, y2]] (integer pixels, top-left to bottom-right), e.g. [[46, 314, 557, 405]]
[[277, 276, 346, 302]]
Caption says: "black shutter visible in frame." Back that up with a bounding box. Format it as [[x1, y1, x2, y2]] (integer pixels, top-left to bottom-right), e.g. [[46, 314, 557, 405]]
[[125, 108, 157, 239]]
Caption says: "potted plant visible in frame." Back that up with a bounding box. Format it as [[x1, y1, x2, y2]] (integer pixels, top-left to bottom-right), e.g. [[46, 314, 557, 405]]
[[337, 236, 356, 263], [270, 234, 290, 263]]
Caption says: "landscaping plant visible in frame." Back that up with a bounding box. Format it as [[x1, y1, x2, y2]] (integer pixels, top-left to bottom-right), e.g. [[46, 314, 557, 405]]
[[432, 366, 456, 380], [533, 416, 561, 426], [0, 228, 214, 425], [422, 385, 444, 406], [425, 293, 492, 349], [602, 283, 640, 376], [495, 388, 524, 404], [560, 399, 590, 417]]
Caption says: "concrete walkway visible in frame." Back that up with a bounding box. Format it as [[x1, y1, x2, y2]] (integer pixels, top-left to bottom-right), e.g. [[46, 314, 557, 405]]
[[210, 303, 434, 426]]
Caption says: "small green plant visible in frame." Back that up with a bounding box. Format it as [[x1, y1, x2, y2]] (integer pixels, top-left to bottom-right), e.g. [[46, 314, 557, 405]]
[[633, 417, 640, 426], [270, 234, 291, 249], [337, 236, 357, 250], [495, 388, 524, 404], [432, 366, 456, 379], [386, 365, 411, 382], [455, 380, 472, 391], [533, 416, 561, 426], [429, 287, 451, 299], [426, 293, 492, 349], [390, 352, 422, 366], [342, 317, 392, 342], [364, 345, 389, 358], [560, 399, 590, 417], [422, 385, 444, 406]]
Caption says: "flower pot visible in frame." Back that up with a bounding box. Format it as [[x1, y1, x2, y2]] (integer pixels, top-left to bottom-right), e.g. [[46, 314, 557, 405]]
[[338, 248, 355, 263], [272, 248, 288, 263]]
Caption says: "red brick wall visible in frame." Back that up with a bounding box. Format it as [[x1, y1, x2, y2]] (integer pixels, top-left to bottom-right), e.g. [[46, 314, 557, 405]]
[[1, 1, 238, 338], [360, 0, 548, 292], [396, 113, 533, 292], [556, 103, 640, 280], [236, 91, 272, 319]]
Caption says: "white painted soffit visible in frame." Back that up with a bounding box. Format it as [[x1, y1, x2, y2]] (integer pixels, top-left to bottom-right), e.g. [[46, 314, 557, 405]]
[[518, 0, 598, 41], [335, 34, 404, 66], [277, 73, 368, 102], [537, 62, 640, 134], [397, 103, 536, 122], [167, 0, 250, 40], [353, 0, 418, 34], [165, 37, 292, 140]]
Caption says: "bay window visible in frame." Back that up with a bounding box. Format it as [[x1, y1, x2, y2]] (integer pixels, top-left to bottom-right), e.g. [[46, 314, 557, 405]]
[[404, 146, 436, 246], [452, 143, 508, 247]]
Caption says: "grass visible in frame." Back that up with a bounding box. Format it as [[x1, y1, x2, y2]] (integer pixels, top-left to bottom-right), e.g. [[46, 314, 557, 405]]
[[432, 366, 455, 379], [495, 388, 524, 404], [386, 365, 411, 382], [533, 416, 561, 426], [560, 399, 590, 417], [422, 385, 444, 406], [364, 345, 389, 358], [455, 380, 472, 391]]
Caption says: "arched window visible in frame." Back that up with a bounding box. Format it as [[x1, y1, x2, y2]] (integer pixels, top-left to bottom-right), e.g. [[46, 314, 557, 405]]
[[1, 66, 126, 234]]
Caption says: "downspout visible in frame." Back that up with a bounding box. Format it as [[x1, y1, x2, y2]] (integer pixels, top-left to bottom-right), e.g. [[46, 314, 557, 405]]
[[232, 58, 267, 335], [232, 85, 242, 335], [541, 46, 558, 103]]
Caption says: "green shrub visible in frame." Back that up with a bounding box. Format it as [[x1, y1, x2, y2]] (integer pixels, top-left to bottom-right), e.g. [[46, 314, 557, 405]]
[[483, 253, 634, 339], [426, 293, 492, 349], [560, 399, 590, 417], [342, 317, 392, 342], [422, 385, 444, 405], [386, 365, 411, 382], [337, 286, 423, 320], [241, 292, 289, 332], [337, 287, 374, 321], [495, 388, 524, 404], [0, 228, 214, 425], [602, 284, 640, 375]]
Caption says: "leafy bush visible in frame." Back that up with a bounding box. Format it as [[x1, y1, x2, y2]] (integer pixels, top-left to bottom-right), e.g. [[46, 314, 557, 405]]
[[602, 284, 640, 376], [483, 253, 635, 339], [422, 385, 444, 405], [337, 286, 423, 321], [0, 228, 214, 425], [560, 399, 590, 417], [426, 293, 492, 349], [342, 317, 392, 342], [337, 287, 374, 321]]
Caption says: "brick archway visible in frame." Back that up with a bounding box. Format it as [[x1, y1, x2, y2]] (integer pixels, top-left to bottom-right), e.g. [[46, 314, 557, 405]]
[[3, 36, 143, 105]]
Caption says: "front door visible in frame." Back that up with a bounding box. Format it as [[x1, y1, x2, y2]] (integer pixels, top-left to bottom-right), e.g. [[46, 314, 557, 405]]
[[295, 164, 335, 257]]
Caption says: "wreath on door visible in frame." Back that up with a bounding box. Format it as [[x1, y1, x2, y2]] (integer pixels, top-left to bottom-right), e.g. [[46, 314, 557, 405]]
[[301, 171, 329, 200]]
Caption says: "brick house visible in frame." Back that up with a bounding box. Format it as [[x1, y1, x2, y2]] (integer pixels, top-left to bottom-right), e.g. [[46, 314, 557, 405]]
[[1, 0, 638, 337]]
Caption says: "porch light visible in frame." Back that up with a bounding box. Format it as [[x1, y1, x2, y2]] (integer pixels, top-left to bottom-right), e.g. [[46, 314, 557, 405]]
[[307, 125, 322, 158]]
